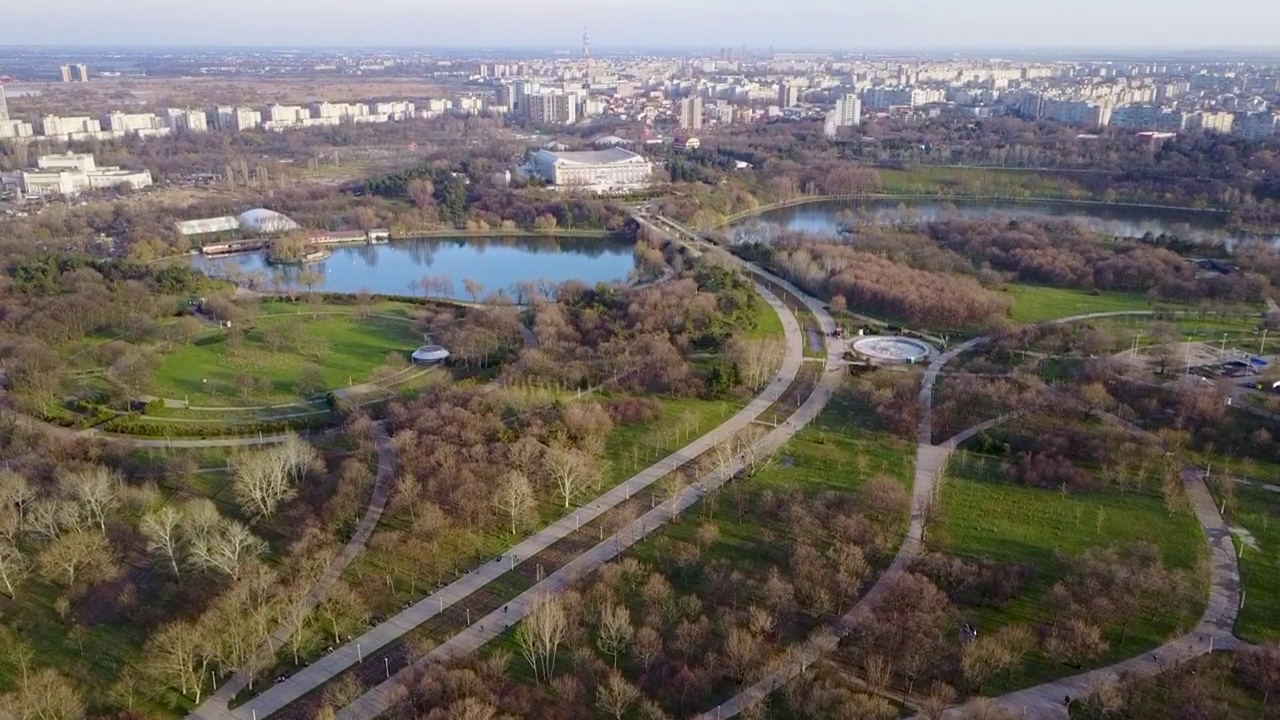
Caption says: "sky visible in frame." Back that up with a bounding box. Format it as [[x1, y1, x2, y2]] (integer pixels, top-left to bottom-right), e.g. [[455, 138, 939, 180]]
[[5, 0, 1280, 50]]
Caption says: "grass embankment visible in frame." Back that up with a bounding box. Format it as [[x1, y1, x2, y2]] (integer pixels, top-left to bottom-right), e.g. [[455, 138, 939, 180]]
[[931, 451, 1206, 692], [151, 303, 422, 407], [1003, 285, 1158, 325], [1215, 468, 1280, 644]]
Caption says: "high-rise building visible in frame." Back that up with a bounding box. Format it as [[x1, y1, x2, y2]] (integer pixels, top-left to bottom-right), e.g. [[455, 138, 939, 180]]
[[76, 63, 89, 82], [834, 94, 861, 127], [778, 82, 800, 108], [0, 84, 7, 122], [60, 65, 73, 83], [1235, 112, 1279, 141], [679, 96, 703, 131]]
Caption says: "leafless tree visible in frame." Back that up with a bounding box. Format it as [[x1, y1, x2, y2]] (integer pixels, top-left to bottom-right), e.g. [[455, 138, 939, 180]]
[[36, 529, 116, 589], [0, 667, 85, 720], [631, 625, 663, 671], [494, 471, 534, 535], [515, 594, 567, 682], [596, 603, 634, 669], [597, 671, 640, 720], [545, 445, 592, 509], [186, 505, 266, 579], [0, 541, 30, 597], [140, 505, 184, 575], [59, 466, 118, 533]]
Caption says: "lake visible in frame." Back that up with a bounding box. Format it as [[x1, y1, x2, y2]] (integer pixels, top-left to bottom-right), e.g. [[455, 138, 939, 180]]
[[189, 235, 638, 299], [735, 199, 1280, 250]]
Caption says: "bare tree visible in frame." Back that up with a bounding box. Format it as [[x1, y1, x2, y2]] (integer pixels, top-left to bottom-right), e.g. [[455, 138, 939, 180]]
[[463, 278, 486, 303], [0, 667, 85, 720], [140, 506, 184, 574], [59, 466, 118, 532], [1237, 643, 1280, 709], [723, 627, 762, 683], [0, 541, 30, 597], [232, 436, 315, 521], [186, 508, 266, 580], [145, 620, 211, 703], [631, 625, 663, 671], [516, 594, 567, 682], [545, 446, 591, 509], [596, 603, 634, 669], [494, 471, 534, 535], [597, 671, 640, 720], [36, 529, 116, 589], [660, 473, 690, 516]]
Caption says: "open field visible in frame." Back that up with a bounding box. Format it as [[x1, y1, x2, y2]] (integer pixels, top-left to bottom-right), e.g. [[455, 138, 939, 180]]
[[1002, 284, 1159, 324], [931, 451, 1206, 693], [152, 303, 422, 407], [1218, 478, 1280, 644], [876, 167, 1085, 199]]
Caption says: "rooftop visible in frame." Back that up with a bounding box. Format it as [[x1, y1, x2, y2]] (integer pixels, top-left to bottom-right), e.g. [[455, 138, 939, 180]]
[[536, 147, 646, 165]]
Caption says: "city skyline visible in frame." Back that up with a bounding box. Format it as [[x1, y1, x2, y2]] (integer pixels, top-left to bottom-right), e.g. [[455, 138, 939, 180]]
[[5, 0, 1280, 50]]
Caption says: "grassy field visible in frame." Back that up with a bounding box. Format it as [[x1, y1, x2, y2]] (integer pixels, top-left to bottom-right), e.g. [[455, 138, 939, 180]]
[[1002, 284, 1158, 324], [1221, 478, 1280, 644], [742, 292, 785, 341], [931, 451, 1206, 692], [150, 303, 422, 406], [876, 167, 1084, 200]]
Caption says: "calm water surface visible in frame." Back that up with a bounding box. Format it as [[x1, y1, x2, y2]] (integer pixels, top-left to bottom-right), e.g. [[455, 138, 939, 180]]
[[737, 199, 1280, 249], [190, 236, 637, 299]]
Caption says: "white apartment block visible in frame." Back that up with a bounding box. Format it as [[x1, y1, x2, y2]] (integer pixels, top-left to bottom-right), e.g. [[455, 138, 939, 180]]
[[1190, 111, 1234, 134], [38, 115, 100, 137], [0, 120, 34, 139], [369, 101, 415, 119], [834, 94, 862, 127], [106, 112, 170, 136], [312, 101, 370, 120], [679, 96, 703, 131], [266, 104, 309, 124], [163, 108, 208, 132], [21, 152, 152, 196]]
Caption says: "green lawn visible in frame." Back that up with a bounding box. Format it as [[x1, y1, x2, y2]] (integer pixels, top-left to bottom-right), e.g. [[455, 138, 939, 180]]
[[742, 292, 785, 341], [1223, 480, 1280, 644], [931, 452, 1207, 691], [876, 167, 1083, 200], [1002, 285, 1157, 324], [151, 305, 422, 406]]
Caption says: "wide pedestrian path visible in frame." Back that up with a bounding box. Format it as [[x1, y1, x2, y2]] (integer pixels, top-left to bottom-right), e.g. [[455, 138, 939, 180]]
[[338, 261, 844, 719], [218, 283, 808, 720]]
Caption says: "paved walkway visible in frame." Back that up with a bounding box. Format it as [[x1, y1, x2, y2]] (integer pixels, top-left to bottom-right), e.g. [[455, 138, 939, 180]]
[[188, 422, 397, 719], [335, 245, 845, 720], [939, 469, 1241, 719], [699, 309, 1240, 720], [221, 282, 810, 720]]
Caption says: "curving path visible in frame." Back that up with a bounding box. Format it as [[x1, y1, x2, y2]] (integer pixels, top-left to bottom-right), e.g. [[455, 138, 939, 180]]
[[216, 278, 821, 720], [190, 422, 397, 718], [700, 309, 1240, 719], [332, 228, 846, 719]]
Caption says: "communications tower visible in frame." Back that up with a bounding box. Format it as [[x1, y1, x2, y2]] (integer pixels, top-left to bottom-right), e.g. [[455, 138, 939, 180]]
[[582, 26, 591, 75]]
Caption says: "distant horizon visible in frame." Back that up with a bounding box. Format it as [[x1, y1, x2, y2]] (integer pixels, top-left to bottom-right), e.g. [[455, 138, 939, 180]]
[[4, 0, 1279, 51]]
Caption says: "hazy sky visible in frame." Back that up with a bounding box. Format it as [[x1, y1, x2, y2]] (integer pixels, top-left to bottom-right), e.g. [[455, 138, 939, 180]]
[[6, 0, 1280, 49]]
